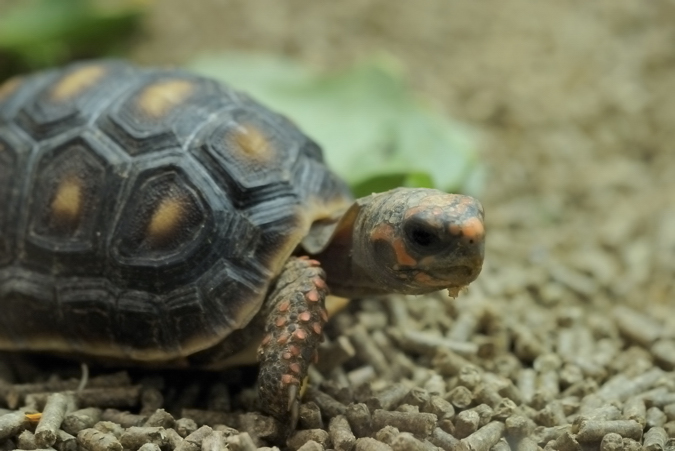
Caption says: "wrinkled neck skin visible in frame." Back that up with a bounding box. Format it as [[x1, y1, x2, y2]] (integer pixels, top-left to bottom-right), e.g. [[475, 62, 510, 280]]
[[313, 197, 393, 297], [313, 190, 423, 297]]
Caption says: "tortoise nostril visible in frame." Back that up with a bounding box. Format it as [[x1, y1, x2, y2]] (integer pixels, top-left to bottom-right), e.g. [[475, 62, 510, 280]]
[[458, 217, 485, 244]]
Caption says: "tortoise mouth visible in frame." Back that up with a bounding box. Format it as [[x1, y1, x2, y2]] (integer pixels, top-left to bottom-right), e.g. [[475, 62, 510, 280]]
[[397, 264, 481, 288], [430, 265, 480, 286]]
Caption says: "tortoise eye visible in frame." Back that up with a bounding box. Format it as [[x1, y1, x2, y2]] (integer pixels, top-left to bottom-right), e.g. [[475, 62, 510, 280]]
[[404, 220, 441, 251]]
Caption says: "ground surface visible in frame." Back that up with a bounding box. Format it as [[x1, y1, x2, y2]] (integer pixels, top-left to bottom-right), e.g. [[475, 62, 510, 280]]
[[1, 1, 675, 450]]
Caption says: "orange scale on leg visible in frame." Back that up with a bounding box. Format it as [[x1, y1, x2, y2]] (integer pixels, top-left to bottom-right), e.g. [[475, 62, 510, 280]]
[[313, 277, 327, 290], [292, 329, 307, 341], [281, 374, 297, 385]]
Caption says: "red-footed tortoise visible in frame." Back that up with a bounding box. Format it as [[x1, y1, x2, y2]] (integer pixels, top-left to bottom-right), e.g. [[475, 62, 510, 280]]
[[0, 60, 485, 427]]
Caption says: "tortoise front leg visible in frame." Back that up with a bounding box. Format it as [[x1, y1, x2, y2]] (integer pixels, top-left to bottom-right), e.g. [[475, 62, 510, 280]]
[[257, 256, 328, 428]]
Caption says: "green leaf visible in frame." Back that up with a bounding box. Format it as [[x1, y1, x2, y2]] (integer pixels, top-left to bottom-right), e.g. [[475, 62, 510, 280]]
[[189, 53, 482, 195], [0, 0, 146, 68]]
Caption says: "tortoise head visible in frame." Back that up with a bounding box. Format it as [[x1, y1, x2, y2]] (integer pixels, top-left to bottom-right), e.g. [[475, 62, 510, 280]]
[[344, 188, 485, 296]]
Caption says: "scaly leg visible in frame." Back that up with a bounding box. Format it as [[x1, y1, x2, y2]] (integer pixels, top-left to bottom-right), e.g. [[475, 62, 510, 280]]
[[257, 256, 328, 428]]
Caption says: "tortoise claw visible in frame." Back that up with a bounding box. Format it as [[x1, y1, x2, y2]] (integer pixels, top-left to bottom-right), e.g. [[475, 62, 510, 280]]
[[287, 383, 298, 411], [289, 391, 300, 430]]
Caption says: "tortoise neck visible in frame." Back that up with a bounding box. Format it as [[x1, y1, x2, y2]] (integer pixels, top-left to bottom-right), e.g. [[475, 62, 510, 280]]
[[312, 210, 390, 298], [315, 244, 391, 297]]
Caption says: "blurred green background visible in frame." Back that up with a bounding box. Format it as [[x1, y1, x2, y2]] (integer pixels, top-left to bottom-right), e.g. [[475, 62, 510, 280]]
[[0, 0, 482, 198]]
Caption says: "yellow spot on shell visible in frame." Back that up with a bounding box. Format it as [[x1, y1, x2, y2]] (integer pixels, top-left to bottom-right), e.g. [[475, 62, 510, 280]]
[[51, 177, 83, 225], [147, 196, 184, 244], [229, 124, 274, 162], [50, 65, 106, 102], [0, 77, 21, 102], [137, 80, 193, 118]]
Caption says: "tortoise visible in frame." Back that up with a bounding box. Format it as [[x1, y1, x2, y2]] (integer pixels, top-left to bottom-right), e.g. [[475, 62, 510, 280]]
[[0, 60, 485, 427]]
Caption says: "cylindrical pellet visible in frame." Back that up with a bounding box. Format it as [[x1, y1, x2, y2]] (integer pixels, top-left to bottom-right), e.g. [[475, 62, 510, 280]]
[[329, 415, 356, 451], [0, 411, 28, 441], [576, 420, 642, 442], [346, 403, 372, 438], [119, 426, 169, 450], [460, 421, 505, 451], [62, 407, 103, 435], [643, 427, 668, 451], [366, 384, 410, 411], [371, 409, 436, 438], [599, 432, 623, 451], [175, 425, 213, 451], [35, 393, 70, 447], [77, 428, 123, 451]]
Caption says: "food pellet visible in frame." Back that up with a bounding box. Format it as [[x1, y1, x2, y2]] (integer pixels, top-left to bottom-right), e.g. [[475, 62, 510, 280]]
[[329, 415, 356, 451], [371, 409, 436, 438], [35, 393, 71, 447], [77, 428, 123, 451]]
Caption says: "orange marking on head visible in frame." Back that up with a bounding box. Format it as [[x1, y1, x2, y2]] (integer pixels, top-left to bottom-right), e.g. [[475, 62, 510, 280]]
[[261, 334, 271, 346], [460, 217, 485, 241], [370, 223, 395, 242], [312, 322, 322, 335], [275, 317, 287, 327], [299, 311, 311, 322], [137, 79, 193, 118], [289, 363, 301, 374], [50, 65, 105, 102], [0, 77, 21, 102], [282, 352, 292, 360], [292, 329, 307, 341], [392, 237, 418, 267], [277, 334, 289, 345], [306, 290, 320, 303], [281, 374, 296, 385], [289, 345, 301, 356], [371, 223, 418, 267], [51, 176, 83, 227], [320, 309, 328, 323], [147, 196, 185, 244], [414, 272, 436, 284], [278, 300, 290, 312]]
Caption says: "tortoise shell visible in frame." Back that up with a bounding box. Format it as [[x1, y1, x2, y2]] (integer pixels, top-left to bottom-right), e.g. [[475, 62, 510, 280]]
[[0, 60, 353, 361]]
